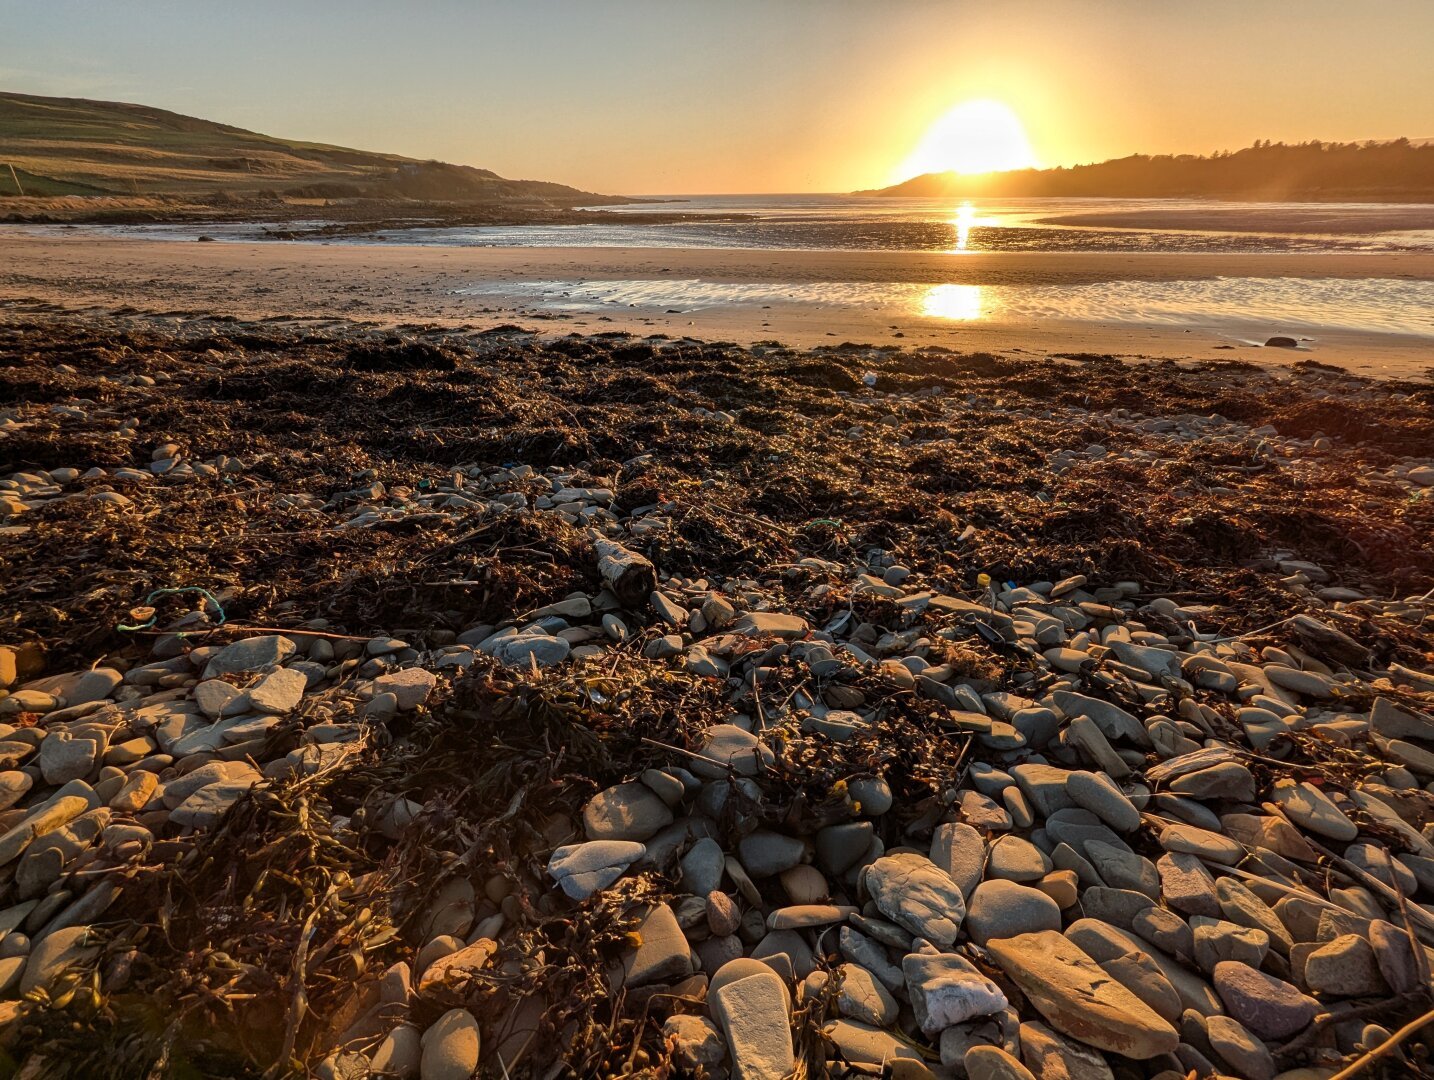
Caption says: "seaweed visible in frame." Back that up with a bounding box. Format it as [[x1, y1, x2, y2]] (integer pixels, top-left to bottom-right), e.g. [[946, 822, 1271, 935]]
[[2, 307, 1434, 1077]]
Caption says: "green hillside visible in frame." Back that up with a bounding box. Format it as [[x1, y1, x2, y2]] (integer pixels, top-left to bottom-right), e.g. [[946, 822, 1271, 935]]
[[0, 91, 621, 205]]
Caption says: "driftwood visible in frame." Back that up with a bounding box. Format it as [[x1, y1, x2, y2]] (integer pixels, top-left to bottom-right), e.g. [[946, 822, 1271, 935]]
[[1290, 613, 1371, 666], [591, 534, 657, 609]]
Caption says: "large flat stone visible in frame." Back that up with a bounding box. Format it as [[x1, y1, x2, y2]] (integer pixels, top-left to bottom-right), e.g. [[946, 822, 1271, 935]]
[[247, 666, 308, 714], [692, 724, 775, 779], [1064, 917, 1223, 1017], [712, 969, 795, 1080], [1052, 690, 1150, 746], [203, 635, 296, 679], [863, 852, 965, 948], [987, 930, 1179, 1060], [1212, 960, 1318, 1040]]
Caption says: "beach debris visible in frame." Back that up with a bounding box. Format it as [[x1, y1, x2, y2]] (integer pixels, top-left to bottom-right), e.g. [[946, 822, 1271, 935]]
[[0, 309, 1432, 1077]]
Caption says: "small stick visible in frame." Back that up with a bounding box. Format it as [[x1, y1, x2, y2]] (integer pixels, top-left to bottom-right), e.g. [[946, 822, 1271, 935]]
[[1326, 1002, 1434, 1080], [128, 624, 373, 641], [685, 497, 798, 540], [1204, 614, 1297, 643], [639, 735, 731, 768], [639, 734, 778, 776], [1377, 846, 1433, 992], [268, 881, 337, 1078], [1279, 989, 1429, 1057], [1219, 864, 1333, 907], [1287, 825, 1434, 943]]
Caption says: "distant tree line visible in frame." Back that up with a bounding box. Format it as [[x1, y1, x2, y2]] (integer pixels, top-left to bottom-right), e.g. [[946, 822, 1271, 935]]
[[869, 139, 1434, 201]]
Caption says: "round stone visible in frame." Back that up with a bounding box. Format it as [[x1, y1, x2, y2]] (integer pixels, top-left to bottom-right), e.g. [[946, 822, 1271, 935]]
[[986, 835, 1052, 882], [848, 776, 893, 816], [965, 879, 1062, 946], [780, 864, 830, 904], [419, 1008, 480, 1080], [582, 781, 674, 841]]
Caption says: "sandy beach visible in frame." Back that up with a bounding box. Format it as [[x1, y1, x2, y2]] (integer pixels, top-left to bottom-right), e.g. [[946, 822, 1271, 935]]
[[3, 234, 1433, 375]]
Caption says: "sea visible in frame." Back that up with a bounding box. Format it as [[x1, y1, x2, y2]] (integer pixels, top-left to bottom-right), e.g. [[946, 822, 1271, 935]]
[[372, 194, 1434, 255], [20, 195, 1434, 341]]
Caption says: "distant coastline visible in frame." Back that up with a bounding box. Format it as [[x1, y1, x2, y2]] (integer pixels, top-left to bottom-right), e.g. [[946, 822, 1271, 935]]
[[860, 139, 1434, 203]]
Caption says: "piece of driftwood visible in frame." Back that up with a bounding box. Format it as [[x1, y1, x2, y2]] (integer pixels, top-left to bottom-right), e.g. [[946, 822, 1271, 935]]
[[592, 534, 657, 609]]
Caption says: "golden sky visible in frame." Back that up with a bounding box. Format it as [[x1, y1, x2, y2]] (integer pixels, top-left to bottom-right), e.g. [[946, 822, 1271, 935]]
[[6, 0, 1434, 193]]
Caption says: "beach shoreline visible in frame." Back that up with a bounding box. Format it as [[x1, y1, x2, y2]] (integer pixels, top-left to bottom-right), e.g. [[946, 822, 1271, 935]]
[[3, 233, 1432, 377]]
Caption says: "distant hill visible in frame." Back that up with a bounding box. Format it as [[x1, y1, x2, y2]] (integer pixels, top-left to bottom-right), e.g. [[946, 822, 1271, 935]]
[[861, 139, 1434, 202], [0, 91, 624, 205]]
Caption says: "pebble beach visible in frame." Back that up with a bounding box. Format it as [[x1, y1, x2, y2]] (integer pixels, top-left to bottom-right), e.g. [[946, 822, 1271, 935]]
[[1, 305, 1433, 1079]]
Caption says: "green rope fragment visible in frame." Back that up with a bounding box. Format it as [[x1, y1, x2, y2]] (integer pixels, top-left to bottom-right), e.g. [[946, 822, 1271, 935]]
[[117, 586, 227, 633]]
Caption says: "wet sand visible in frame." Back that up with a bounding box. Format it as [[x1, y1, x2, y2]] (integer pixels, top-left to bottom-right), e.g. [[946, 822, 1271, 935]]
[[3, 233, 1432, 375]]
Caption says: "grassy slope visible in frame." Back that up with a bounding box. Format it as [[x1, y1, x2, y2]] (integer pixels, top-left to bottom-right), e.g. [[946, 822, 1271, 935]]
[[0, 91, 614, 204]]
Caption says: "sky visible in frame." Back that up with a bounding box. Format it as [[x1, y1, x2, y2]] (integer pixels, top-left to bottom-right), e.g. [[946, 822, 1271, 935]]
[[4, 0, 1433, 194]]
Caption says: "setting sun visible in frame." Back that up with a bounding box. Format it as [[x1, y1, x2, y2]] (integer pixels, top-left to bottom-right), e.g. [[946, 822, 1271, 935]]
[[893, 99, 1038, 181]]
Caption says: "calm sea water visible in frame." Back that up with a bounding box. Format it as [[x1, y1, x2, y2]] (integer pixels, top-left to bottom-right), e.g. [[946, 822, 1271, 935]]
[[28, 195, 1434, 253], [372, 194, 1434, 253]]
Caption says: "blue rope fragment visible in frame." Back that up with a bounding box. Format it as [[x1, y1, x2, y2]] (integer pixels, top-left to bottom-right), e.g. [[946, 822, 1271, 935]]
[[117, 586, 227, 633]]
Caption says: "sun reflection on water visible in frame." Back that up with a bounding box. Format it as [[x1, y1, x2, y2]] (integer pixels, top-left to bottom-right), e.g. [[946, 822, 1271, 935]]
[[952, 201, 976, 251], [920, 283, 986, 321]]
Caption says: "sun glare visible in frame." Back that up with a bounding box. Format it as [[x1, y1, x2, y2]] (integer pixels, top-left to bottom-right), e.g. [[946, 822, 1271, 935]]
[[895, 99, 1037, 181], [920, 283, 985, 321]]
